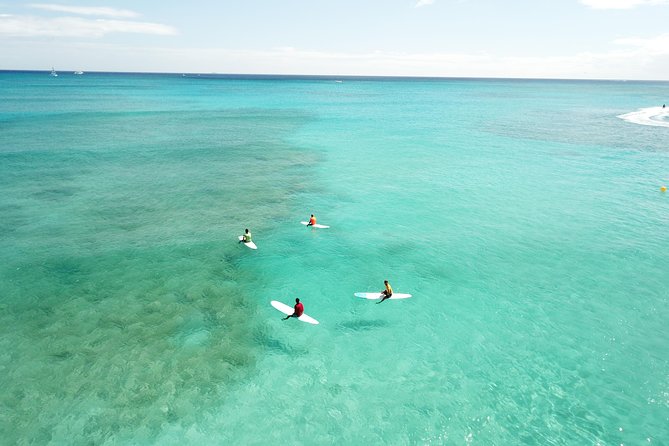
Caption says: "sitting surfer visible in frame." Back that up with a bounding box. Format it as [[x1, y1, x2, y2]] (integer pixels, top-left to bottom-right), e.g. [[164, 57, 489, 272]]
[[378, 280, 393, 304], [307, 214, 317, 226], [240, 228, 252, 243], [283, 298, 304, 320]]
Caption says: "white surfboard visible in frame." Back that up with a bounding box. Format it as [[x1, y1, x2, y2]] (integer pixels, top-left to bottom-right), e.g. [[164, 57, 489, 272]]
[[301, 221, 330, 229], [271, 300, 319, 325], [238, 235, 257, 250], [354, 292, 412, 300]]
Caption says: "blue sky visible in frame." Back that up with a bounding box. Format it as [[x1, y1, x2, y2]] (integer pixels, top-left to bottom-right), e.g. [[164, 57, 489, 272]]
[[1, 0, 668, 79]]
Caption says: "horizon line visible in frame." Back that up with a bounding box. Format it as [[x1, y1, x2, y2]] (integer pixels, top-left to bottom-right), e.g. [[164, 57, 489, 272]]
[[1, 69, 668, 83]]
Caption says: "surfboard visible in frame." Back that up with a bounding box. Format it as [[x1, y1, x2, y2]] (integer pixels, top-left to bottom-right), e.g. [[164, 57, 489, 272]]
[[271, 300, 319, 325], [354, 292, 412, 300], [301, 221, 330, 229], [238, 235, 257, 250]]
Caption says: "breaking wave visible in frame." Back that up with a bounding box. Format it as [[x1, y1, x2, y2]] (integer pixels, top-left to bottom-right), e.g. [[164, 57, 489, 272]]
[[618, 106, 669, 127]]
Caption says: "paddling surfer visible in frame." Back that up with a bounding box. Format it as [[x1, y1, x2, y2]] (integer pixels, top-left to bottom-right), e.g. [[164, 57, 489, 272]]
[[378, 280, 393, 304], [283, 298, 304, 320]]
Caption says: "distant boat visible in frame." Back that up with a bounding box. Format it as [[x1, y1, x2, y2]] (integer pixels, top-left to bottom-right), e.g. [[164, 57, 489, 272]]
[[74, 71, 84, 75], [50, 67, 58, 77]]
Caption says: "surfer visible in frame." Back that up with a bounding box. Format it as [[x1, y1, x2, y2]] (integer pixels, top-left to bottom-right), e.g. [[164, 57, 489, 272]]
[[283, 298, 304, 320], [307, 214, 317, 226], [378, 280, 393, 304], [240, 228, 252, 243]]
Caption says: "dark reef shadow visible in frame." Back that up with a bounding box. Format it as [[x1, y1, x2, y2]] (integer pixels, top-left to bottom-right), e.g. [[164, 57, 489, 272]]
[[254, 330, 308, 356], [338, 319, 388, 332]]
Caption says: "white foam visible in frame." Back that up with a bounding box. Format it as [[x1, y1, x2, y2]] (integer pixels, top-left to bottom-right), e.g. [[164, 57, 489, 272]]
[[618, 106, 669, 127]]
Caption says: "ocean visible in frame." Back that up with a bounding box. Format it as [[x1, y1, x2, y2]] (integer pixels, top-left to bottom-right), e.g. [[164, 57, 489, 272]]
[[0, 71, 667, 445]]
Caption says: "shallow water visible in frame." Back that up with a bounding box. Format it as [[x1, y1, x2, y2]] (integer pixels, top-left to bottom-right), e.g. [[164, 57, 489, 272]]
[[1, 72, 668, 444]]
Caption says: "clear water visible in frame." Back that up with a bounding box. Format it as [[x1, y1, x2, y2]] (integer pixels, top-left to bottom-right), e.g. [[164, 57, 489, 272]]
[[1, 72, 668, 445]]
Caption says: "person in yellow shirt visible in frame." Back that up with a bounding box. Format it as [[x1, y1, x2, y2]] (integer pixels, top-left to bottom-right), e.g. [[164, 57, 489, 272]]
[[378, 280, 393, 304]]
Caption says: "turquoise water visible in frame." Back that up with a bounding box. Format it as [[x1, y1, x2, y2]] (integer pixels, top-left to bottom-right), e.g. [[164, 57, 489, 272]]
[[1, 72, 668, 445]]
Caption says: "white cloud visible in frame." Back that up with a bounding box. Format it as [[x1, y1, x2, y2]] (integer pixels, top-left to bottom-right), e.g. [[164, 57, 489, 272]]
[[29, 3, 139, 18], [580, 0, 669, 9], [0, 15, 177, 37], [415, 0, 435, 8], [614, 33, 669, 55]]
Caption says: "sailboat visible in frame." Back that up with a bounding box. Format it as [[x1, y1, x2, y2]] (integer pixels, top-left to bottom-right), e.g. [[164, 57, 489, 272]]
[[50, 67, 58, 77]]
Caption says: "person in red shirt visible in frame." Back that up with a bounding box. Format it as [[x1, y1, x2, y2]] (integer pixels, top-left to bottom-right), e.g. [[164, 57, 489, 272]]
[[307, 214, 317, 226], [283, 298, 304, 320]]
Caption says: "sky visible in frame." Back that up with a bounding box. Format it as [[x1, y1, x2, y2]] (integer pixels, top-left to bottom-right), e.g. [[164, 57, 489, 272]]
[[1, 0, 668, 80]]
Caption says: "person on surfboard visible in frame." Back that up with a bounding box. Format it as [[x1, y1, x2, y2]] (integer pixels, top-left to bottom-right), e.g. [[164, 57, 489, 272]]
[[240, 228, 252, 243], [378, 280, 393, 304], [307, 214, 317, 226], [283, 298, 304, 320]]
